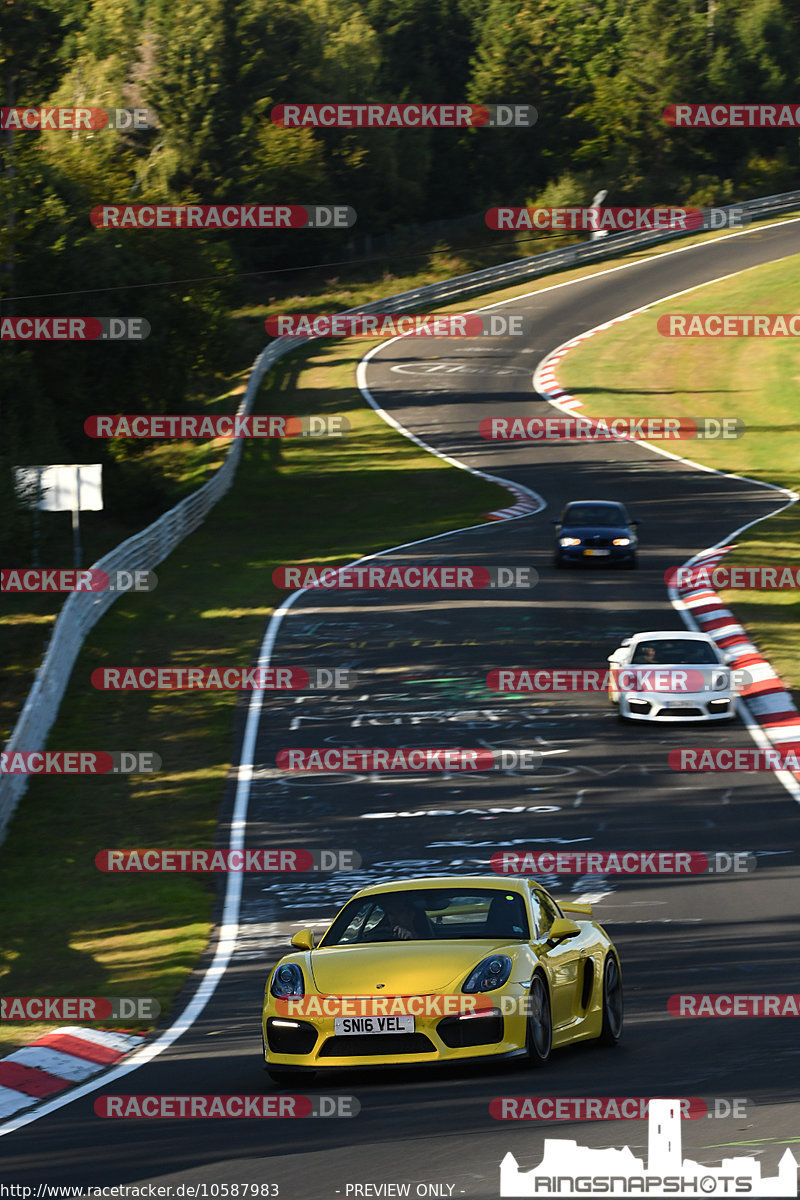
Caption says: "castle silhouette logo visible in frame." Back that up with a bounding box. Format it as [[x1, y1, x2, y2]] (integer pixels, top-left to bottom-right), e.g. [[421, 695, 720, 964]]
[[500, 1098, 797, 1197]]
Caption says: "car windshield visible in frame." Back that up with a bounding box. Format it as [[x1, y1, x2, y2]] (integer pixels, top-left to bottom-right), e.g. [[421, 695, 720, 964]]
[[562, 505, 626, 527], [319, 887, 530, 946], [630, 639, 719, 665]]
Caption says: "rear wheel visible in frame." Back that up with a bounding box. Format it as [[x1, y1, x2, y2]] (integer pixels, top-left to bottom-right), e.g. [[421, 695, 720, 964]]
[[526, 973, 552, 1066], [597, 954, 623, 1045]]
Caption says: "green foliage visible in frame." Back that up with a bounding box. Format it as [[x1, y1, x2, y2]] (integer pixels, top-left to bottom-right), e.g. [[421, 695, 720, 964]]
[[2, 0, 799, 540]]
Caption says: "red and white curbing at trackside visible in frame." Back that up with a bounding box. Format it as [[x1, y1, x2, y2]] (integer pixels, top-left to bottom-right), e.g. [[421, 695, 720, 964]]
[[0, 1027, 144, 1118], [534, 323, 800, 793]]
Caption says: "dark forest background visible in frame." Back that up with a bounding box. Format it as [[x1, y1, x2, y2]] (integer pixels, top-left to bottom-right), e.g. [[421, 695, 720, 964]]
[[1, 0, 799, 554]]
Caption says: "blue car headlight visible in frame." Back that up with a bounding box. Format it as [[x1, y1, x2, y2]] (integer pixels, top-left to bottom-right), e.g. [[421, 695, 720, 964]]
[[270, 962, 305, 999], [462, 954, 512, 993]]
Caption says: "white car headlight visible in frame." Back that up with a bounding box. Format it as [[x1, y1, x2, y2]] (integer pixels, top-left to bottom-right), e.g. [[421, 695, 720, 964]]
[[559, 537, 581, 547]]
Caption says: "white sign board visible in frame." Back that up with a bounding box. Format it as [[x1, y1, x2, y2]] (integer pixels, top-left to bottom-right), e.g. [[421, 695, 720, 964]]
[[14, 465, 103, 512]]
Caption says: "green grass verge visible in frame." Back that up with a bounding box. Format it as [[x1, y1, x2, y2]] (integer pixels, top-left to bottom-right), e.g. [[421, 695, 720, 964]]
[[0, 338, 508, 1056], [557, 250, 800, 702]]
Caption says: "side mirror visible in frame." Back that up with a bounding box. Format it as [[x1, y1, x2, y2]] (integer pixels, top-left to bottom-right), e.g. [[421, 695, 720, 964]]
[[620, 638, 632, 647], [290, 929, 315, 951], [547, 917, 581, 945], [630, 519, 640, 526]]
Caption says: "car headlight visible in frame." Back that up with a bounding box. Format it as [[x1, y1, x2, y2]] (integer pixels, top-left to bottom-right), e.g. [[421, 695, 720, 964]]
[[612, 538, 631, 546], [462, 954, 512, 993], [559, 537, 581, 547], [270, 962, 305, 999]]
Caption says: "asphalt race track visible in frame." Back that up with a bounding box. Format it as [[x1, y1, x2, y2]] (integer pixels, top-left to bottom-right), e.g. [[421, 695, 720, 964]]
[[2, 224, 799, 1198]]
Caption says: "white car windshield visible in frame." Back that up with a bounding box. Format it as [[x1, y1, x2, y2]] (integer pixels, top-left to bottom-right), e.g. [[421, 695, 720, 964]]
[[630, 640, 719, 665]]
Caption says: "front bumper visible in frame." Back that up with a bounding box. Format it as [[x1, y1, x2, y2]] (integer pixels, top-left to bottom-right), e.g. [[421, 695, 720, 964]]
[[619, 692, 737, 721], [556, 545, 635, 564], [262, 1002, 529, 1070]]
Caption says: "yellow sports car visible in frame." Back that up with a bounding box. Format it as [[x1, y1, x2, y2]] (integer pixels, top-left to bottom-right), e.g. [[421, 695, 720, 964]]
[[261, 875, 622, 1080]]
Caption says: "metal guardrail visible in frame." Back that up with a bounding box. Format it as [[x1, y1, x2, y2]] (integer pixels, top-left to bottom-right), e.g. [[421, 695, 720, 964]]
[[2, 188, 799, 843]]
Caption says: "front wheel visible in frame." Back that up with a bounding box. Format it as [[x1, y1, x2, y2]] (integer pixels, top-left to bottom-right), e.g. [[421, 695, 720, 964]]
[[526, 973, 552, 1066], [597, 954, 623, 1045]]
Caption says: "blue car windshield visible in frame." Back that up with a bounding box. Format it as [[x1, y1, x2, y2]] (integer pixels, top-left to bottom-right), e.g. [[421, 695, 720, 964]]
[[563, 506, 626, 526]]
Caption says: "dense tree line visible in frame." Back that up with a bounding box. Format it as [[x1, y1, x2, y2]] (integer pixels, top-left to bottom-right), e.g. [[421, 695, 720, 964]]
[[1, 0, 798, 552]]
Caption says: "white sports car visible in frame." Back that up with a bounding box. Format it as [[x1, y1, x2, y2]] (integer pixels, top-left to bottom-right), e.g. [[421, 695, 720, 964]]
[[607, 630, 738, 722]]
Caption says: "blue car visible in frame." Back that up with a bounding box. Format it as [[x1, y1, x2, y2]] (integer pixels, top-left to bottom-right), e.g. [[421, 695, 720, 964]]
[[552, 500, 638, 568]]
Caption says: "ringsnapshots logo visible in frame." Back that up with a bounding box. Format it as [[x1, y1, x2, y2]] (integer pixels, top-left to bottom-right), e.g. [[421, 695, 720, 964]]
[[84, 415, 347, 438], [271, 103, 536, 128], [492, 850, 755, 875], [265, 313, 527, 338], [664, 103, 800, 127], [277, 748, 542, 772], [272, 564, 536, 590], [479, 416, 745, 441], [486, 207, 703, 232], [1, 996, 160, 1020], [95, 848, 360, 872], [90, 205, 356, 229], [90, 667, 357, 690], [2, 569, 156, 593], [94, 1095, 359, 1119], [1, 751, 160, 775], [1, 317, 149, 340], [499, 1098, 798, 1197], [0, 107, 153, 131]]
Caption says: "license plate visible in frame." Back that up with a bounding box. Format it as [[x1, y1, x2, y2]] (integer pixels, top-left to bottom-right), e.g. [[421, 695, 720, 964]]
[[584, 548, 610, 556], [665, 702, 694, 709], [334, 1015, 414, 1035]]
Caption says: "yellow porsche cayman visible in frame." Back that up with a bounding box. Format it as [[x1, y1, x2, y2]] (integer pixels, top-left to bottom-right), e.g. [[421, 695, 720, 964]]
[[261, 875, 622, 1080]]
